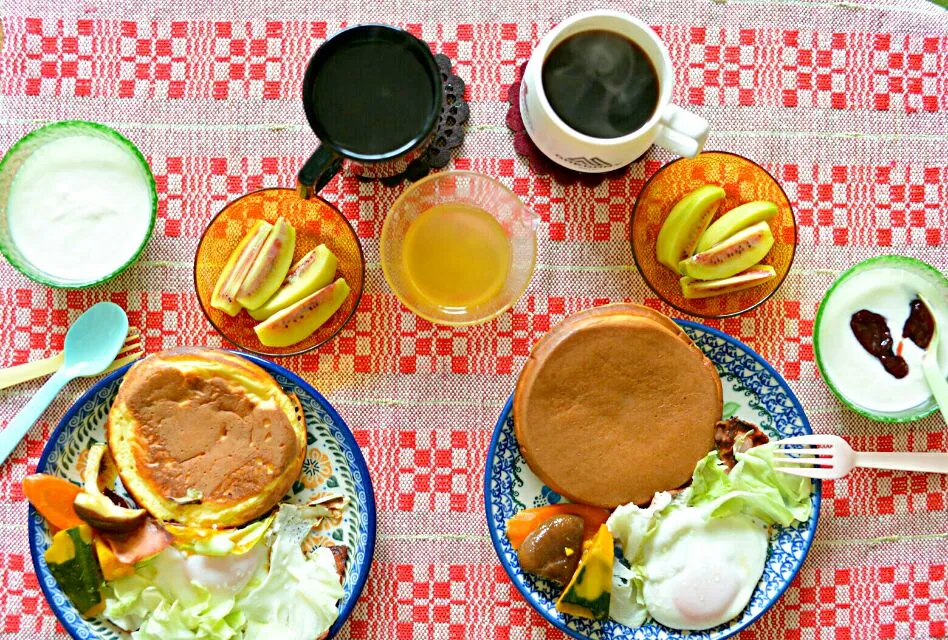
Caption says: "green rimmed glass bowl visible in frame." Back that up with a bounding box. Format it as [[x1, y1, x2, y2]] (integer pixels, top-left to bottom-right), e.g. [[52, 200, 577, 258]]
[[814, 255, 948, 423], [0, 121, 157, 288]]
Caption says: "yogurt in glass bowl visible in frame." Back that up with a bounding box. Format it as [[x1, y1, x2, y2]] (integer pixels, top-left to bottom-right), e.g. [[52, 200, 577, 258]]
[[0, 121, 157, 288], [814, 255, 948, 422]]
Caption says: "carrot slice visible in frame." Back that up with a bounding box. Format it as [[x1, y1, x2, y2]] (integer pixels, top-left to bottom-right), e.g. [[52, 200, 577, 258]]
[[506, 503, 610, 550], [22, 474, 84, 531]]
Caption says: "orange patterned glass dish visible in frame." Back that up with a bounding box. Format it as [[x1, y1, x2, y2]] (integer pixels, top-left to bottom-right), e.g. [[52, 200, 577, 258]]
[[630, 151, 796, 318], [194, 188, 364, 356]]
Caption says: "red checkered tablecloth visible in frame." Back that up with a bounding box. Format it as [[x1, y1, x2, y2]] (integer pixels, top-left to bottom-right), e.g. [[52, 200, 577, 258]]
[[0, 1, 946, 638]]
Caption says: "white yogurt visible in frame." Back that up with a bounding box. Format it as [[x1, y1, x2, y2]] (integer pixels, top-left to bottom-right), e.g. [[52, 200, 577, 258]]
[[817, 266, 948, 413], [7, 134, 153, 281]]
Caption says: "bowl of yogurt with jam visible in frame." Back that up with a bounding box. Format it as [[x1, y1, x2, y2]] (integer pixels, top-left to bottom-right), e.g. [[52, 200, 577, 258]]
[[0, 121, 156, 288], [815, 255, 948, 422]]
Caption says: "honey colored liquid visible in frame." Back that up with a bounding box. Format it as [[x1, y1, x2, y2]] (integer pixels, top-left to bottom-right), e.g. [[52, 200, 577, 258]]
[[402, 203, 512, 310]]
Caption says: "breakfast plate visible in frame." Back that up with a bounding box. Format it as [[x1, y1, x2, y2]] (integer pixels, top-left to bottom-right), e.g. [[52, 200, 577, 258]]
[[484, 320, 821, 640], [28, 352, 376, 640]]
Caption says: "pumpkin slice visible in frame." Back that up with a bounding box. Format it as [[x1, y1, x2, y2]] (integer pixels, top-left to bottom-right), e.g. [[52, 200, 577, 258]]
[[93, 538, 135, 581], [44, 524, 104, 617], [73, 444, 147, 533], [555, 524, 614, 620]]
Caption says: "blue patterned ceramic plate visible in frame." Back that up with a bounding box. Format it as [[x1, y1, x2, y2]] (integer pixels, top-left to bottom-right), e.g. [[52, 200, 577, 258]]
[[28, 352, 376, 640], [485, 320, 820, 640]]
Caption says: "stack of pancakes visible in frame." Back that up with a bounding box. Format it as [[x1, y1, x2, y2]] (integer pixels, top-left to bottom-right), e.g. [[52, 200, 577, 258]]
[[107, 347, 307, 528], [514, 304, 722, 508]]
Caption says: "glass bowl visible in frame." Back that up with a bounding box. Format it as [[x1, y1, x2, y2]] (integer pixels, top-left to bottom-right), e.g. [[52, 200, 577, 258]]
[[380, 171, 537, 326], [194, 188, 364, 357], [0, 121, 157, 288], [630, 151, 796, 318], [814, 255, 948, 423]]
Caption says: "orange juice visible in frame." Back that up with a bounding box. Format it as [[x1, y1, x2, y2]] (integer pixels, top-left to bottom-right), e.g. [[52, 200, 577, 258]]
[[402, 202, 512, 309]]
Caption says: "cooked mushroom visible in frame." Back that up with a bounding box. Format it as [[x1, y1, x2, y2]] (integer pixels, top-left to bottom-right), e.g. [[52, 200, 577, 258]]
[[516, 514, 584, 585], [73, 444, 147, 533], [714, 417, 770, 469]]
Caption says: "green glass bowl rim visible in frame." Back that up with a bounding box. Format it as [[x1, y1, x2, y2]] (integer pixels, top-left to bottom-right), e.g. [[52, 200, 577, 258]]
[[628, 149, 798, 319], [813, 254, 948, 423], [0, 120, 158, 289]]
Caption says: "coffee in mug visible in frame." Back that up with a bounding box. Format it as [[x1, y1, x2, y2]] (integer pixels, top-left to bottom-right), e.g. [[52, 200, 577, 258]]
[[298, 24, 444, 197], [521, 10, 710, 173], [542, 30, 660, 139]]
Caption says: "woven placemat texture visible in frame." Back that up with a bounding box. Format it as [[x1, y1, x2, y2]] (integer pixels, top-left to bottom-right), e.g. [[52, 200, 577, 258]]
[[0, 1, 946, 638]]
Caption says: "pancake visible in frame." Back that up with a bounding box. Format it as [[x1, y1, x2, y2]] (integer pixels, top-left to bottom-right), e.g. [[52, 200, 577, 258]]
[[514, 304, 722, 508], [541, 302, 694, 348], [107, 347, 306, 528]]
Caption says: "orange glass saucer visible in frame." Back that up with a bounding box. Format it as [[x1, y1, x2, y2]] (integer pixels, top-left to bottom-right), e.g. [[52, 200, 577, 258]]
[[194, 188, 364, 357], [630, 151, 796, 318]]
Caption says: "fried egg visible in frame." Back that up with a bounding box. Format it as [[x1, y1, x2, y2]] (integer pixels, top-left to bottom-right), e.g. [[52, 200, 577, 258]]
[[184, 542, 266, 593], [640, 507, 768, 630], [147, 543, 267, 597]]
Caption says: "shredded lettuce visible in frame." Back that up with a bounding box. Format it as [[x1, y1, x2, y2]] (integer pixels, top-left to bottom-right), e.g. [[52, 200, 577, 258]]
[[103, 505, 343, 640], [165, 513, 276, 557], [606, 442, 813, 629], [238, 506, 344, 640], [606, 492, 672, 628], [104, 549, 247, 640], [607, 491, 672, 565], [609, 559, 649, 628], [688, 441, 812, 527]]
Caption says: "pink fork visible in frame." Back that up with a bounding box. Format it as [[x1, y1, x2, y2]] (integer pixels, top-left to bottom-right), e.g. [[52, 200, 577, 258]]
[[774, 434, 948, 479]]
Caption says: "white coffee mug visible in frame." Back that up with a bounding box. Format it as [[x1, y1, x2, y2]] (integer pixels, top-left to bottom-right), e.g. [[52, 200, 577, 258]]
[[520, 10, 710, 173]]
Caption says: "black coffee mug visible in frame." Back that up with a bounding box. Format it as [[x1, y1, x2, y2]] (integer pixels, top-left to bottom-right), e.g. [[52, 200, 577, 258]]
[[298, 24, 444, 197]]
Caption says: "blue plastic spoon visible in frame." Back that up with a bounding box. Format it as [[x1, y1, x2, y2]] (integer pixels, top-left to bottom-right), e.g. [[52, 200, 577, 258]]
[[0, 302, 128, 466]]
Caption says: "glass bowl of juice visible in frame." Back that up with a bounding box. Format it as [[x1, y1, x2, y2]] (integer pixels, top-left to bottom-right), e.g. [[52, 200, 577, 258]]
[[380, 171, 538, 326]]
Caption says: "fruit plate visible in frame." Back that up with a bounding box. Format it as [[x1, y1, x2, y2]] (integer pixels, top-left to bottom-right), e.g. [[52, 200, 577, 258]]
[[630, 151, 796, 319], [484, 320, 821, 640], [194, 187, 365, 357], [28, 352, 376, 640]]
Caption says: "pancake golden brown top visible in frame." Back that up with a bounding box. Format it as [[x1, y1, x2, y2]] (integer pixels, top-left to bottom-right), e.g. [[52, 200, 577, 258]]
[[514, 304, 722, 508], [107, 347, 306, 528]]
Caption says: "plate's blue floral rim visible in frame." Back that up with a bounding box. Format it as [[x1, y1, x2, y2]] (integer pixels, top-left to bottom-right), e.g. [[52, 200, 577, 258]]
[[483, 319, 822, 640], [27, 352, 376, 640]]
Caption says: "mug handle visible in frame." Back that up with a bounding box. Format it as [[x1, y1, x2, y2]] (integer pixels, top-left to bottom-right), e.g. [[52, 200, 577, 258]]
[[654, 105, 710, 158], [297, 145, 344, 199]]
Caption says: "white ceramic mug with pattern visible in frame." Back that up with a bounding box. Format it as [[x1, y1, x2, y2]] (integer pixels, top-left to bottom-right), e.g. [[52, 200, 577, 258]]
[[520, 10, 710, 173]]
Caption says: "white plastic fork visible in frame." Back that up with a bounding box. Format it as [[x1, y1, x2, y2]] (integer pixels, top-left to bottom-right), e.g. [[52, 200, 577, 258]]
[[774, 434, 948, 479]]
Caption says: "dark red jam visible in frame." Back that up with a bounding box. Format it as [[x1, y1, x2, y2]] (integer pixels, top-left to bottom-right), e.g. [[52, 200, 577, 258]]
[[850, 309, 909, 379], [902, 298, 935, 350]]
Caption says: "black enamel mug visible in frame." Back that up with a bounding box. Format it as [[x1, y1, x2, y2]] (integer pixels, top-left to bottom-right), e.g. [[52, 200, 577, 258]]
[[298, 24, 444, 197]]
